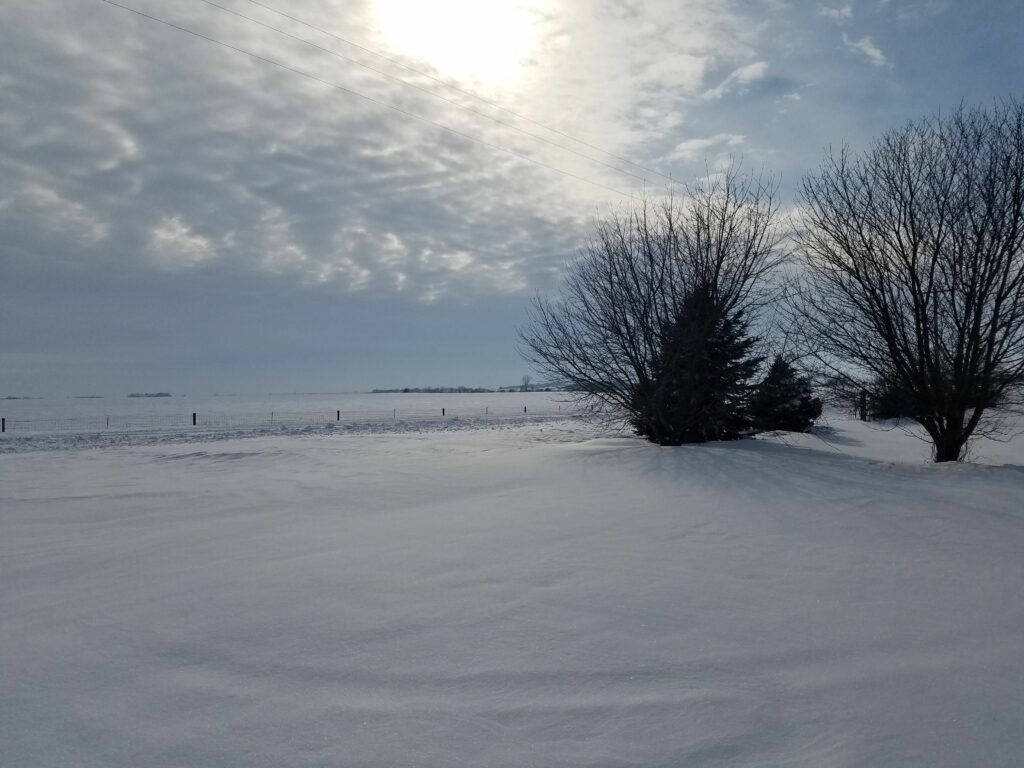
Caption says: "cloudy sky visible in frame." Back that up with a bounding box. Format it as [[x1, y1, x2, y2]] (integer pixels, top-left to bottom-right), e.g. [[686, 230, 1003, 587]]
[[2, 0, 1021, 395]]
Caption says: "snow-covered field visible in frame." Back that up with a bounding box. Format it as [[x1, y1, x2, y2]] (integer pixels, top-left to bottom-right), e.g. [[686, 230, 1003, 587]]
[[2, 416, 1023, 766], [0, 391, 571, 426], [0, 391, 575, 453]]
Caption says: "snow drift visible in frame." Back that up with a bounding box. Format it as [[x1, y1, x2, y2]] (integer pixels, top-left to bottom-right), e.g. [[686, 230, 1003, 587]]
[[2, 418, 1022, 766]]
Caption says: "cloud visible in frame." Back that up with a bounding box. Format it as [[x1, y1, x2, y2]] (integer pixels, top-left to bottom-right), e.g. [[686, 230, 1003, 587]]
[[0, 0, 991, 312], [148, 216, 214, 269], [702, 61, 769, 100], [0, 0, 599, 302], [818, 4, 853, 23], [843, 34, 888, 66], [1, 0, 792, 305], [882, 0, 951, 22], [6, 180, 109, 243], [669, 133, 746, 162]]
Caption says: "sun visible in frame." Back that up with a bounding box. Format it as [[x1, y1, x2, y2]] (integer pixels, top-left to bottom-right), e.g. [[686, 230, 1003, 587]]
[[373, 0, 540, 85]]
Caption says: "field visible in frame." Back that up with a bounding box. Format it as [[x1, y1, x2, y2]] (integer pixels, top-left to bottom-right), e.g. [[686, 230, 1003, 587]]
[[0, 391, 572, 449], [2, 413, 1023, 766]]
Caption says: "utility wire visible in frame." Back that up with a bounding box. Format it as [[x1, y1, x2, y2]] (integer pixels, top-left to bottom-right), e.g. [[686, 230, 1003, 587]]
[[194, 0, 651, 186], [240, 0, 676, 185], [97, 0, 632, 197]]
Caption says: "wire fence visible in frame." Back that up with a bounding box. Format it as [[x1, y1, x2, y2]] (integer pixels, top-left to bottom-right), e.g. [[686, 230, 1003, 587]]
[[0, 403, 576, 436]]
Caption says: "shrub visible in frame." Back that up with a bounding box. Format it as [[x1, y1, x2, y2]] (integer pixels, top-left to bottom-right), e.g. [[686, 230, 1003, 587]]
[[750, 356, 822, 433]]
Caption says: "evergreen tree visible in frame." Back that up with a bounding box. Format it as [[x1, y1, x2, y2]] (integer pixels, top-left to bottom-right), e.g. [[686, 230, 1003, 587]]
[[750, 355, 823, 433], [634, 286, 761, 444], [867, 373, 916, 421]]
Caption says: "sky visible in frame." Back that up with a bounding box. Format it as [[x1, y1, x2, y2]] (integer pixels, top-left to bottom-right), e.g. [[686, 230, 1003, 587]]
[[2, 0, 1022, 396]]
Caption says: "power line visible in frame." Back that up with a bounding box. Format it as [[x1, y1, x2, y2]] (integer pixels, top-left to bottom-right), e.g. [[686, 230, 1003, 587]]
[[97, 0, 633, 198], [240, 0, 676, 185], [193, 0, 652, 186]]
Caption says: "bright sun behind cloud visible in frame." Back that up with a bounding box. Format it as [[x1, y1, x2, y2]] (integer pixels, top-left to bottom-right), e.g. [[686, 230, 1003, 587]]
[[373, 0, 540, 85]]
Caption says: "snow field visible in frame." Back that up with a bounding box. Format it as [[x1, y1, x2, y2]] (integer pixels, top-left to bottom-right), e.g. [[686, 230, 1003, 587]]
[[2, 419, 1023, 766]]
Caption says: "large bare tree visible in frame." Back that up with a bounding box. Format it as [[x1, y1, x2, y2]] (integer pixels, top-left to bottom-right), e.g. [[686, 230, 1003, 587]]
[[519, 164, 784, 438], [794, 101, 1024, 461]]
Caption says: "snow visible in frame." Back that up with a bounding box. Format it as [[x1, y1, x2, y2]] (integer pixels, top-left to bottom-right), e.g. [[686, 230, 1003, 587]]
[[758, 411, 1024, 466], [0, 391, 575, 453], [2, 416, 1023, 766], [0, 413, 579, 454]]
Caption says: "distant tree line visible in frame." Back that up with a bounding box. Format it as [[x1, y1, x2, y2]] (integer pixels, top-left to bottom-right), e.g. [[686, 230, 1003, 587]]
[[371, 385, 568, 394], [521, 100, 1024, 462], [372, 387, 496, 394]]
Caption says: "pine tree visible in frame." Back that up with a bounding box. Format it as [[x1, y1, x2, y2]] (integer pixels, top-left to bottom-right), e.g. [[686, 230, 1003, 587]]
[[867, 373, 916, 420], [634, 286, 761, 445], [750, 355, 823, 433]]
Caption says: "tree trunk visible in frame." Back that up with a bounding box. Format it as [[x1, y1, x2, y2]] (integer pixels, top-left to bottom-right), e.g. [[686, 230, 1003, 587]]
[[933, 412, 967, 462], [933, 438, 965, 463]]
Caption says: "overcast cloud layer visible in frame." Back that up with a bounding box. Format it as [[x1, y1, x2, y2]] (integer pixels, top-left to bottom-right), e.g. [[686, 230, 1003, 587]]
[[2, 0, 1022, 395]]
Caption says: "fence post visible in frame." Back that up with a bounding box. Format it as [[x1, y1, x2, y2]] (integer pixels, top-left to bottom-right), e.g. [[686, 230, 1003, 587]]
[[106, 415, 109, 429], [393, 408, 396, 420], [192, 412, 196, 426], [1, 417, 4, 433], [442, 407, 445, 416], [337, 410, 340, 421]]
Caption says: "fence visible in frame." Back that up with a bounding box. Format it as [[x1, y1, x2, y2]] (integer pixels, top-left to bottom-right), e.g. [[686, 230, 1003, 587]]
[[0, 403, 573, 436]]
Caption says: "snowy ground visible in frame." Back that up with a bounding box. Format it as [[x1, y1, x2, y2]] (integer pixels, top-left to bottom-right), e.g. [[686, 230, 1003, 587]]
[[0, 413, 580, 455], [2, 417, 1023, 767]]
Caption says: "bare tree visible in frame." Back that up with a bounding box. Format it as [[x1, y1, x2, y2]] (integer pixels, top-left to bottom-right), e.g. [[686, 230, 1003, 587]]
[[794, 101, 1024, 461], [519, 164, 784, 438], [521, 375, 531, 393]]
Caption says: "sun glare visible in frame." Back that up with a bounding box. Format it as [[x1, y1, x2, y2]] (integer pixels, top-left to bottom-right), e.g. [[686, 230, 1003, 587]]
[[374, 0, 539, 85]]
